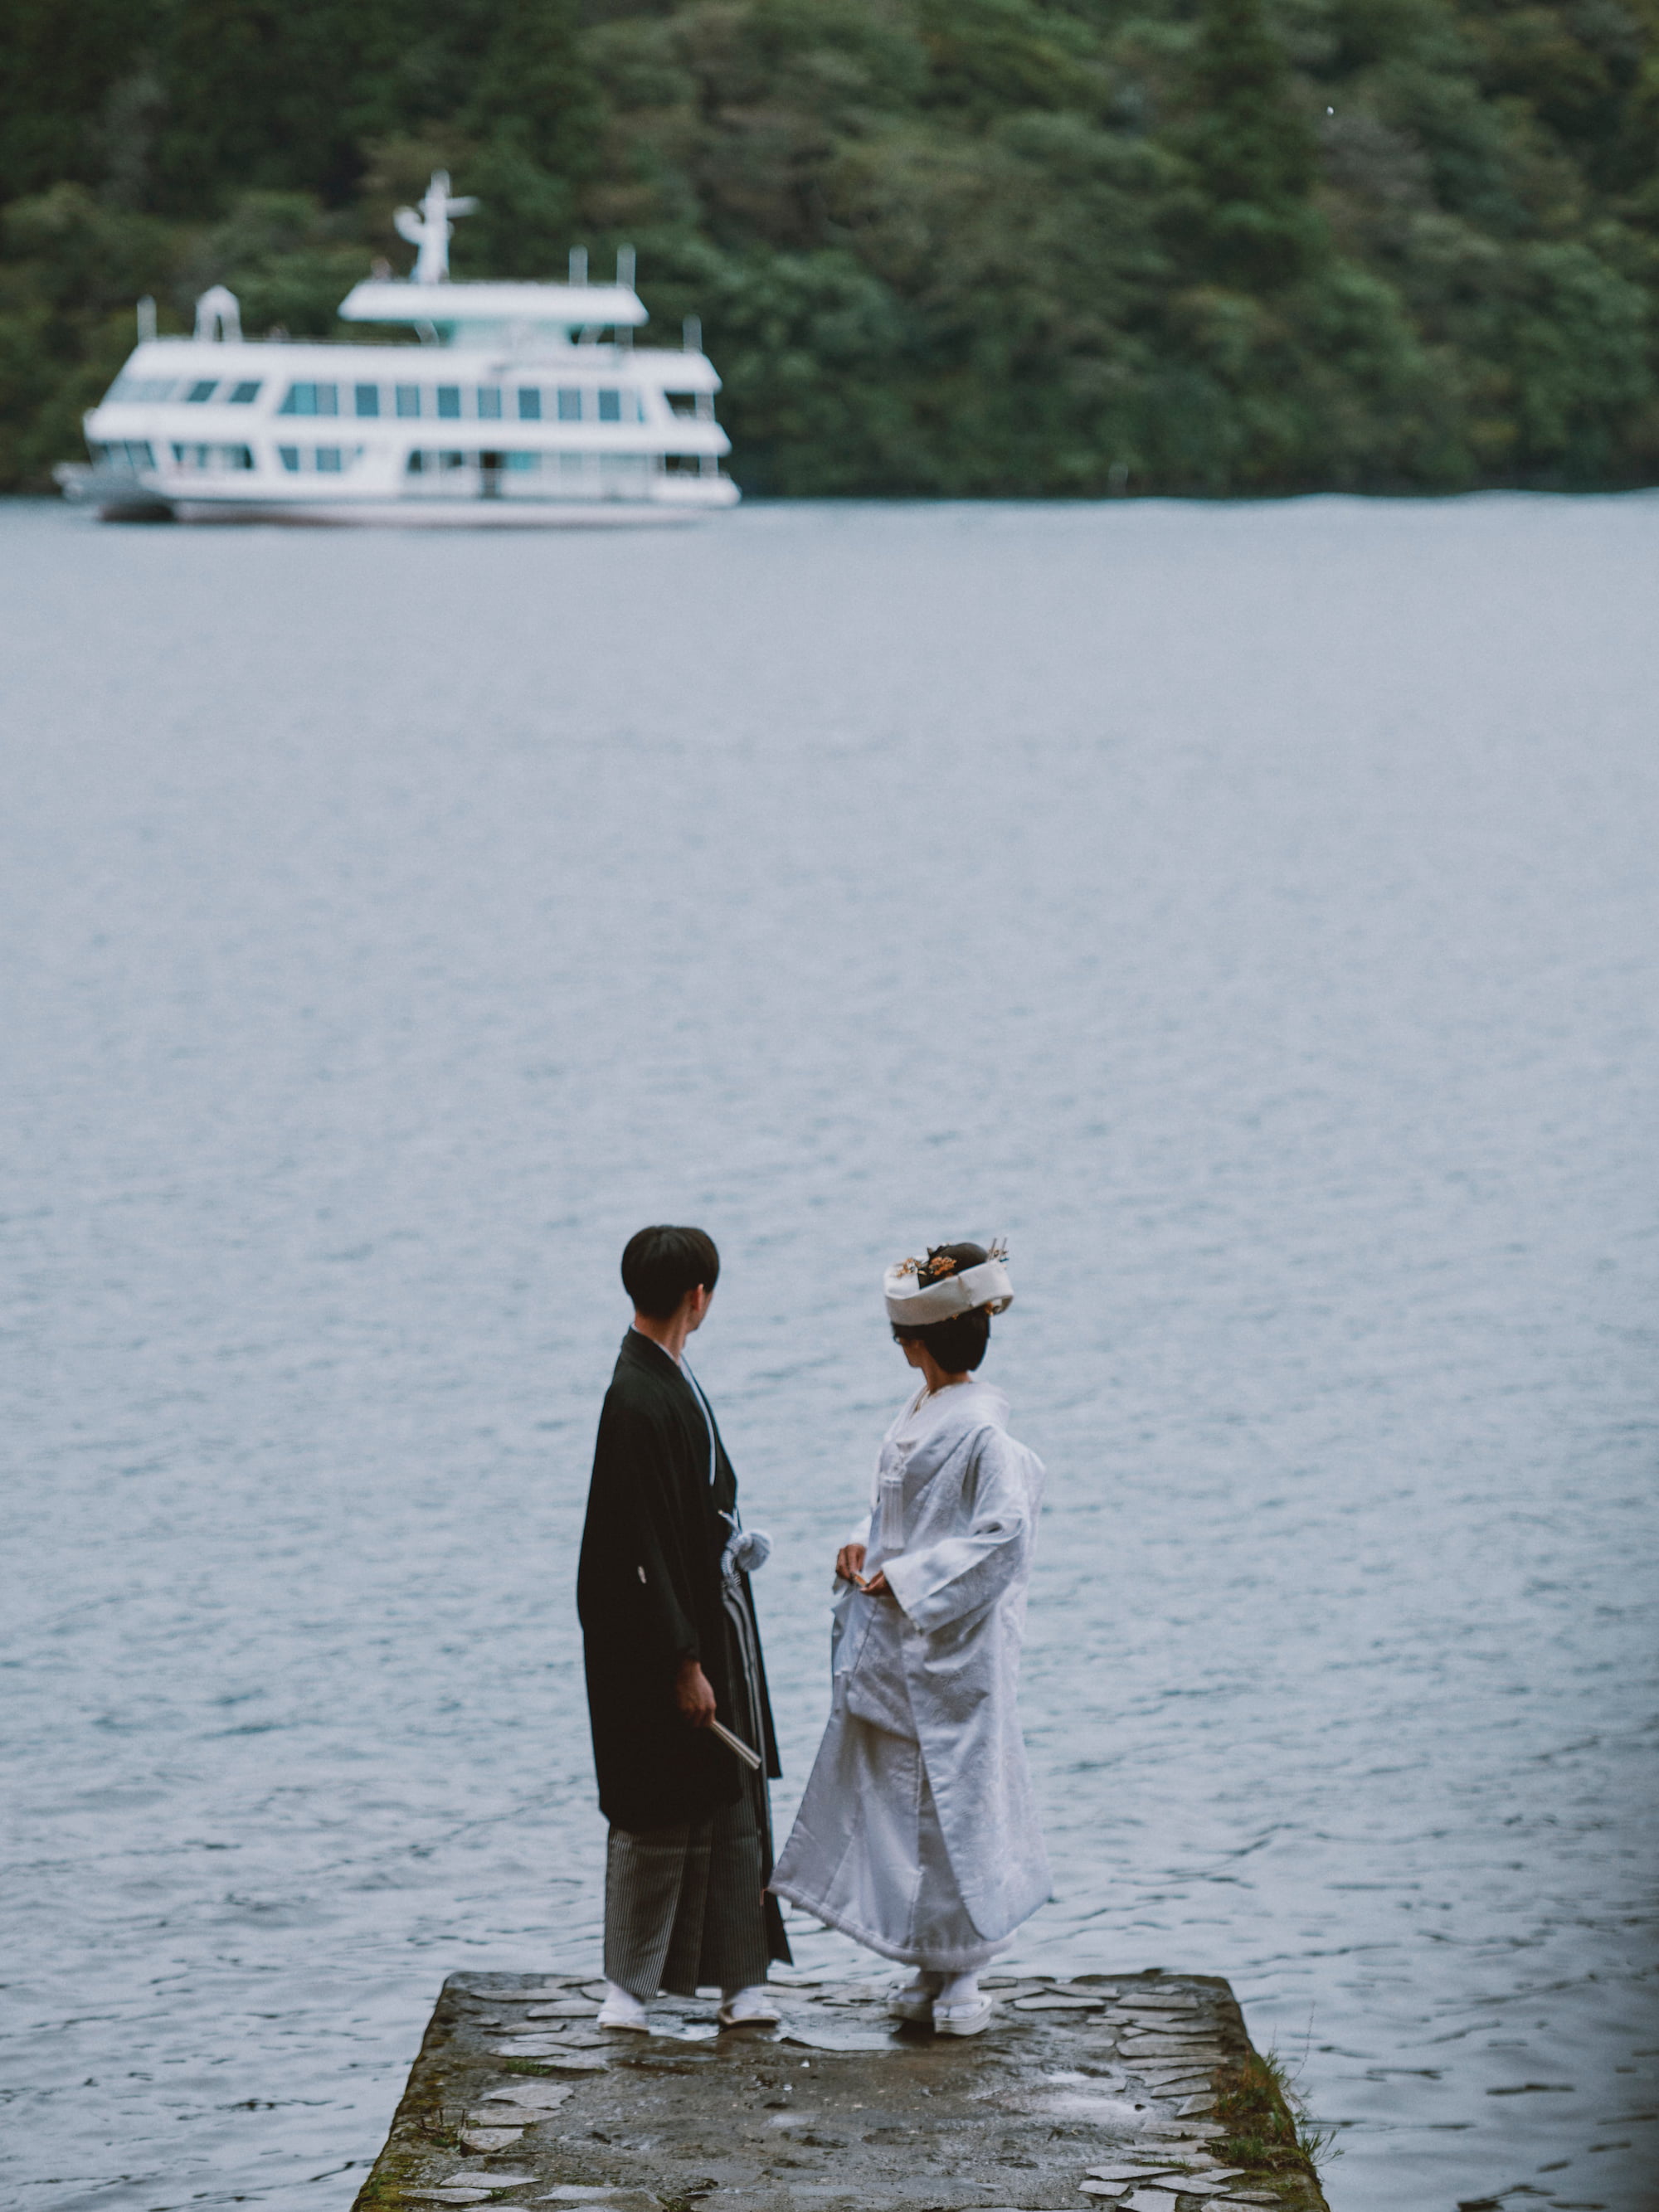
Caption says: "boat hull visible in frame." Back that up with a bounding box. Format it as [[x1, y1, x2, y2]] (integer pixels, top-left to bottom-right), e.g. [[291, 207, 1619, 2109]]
[[56, 463, 730, 527], [170, 498, 708, 527]]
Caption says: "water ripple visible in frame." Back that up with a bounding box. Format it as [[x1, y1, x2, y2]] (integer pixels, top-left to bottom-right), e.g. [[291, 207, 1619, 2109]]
[[0, 494, 1655, 2212]]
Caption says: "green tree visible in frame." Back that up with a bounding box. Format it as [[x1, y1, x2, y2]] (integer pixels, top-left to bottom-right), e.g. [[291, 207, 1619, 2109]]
[[0, 0, 153, 196], [150, 0, 407, 211], [1175, 0, 1327, 286], [455, 0, 603, 274]]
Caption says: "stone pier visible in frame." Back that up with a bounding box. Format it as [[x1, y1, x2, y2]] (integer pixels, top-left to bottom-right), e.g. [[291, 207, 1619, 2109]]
[[350, 1971, 1330, 2212]]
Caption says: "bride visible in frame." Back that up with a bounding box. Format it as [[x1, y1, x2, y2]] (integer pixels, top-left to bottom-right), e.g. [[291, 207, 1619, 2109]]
[[770, 1242, 1050, 2035]]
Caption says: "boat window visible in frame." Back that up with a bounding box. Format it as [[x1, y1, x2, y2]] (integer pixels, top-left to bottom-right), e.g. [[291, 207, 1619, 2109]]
[[476, 386, 502, 420], [436, 386, 461, 419], [557, 389, 582, 421], [396, 386, 421, 418], [355, 384, 381, 418], [120, 378, 178, 402], [124, 440, 155, 467], [276, 445, 362, 474], [187, 380, 218, 403], [168, 441, 256, 471], [597, 389, 621, 422], [230, 381, 262, 404], [279, 382, 339, 416], [504, 452, 538, 470], [516, 388, 542, 421]]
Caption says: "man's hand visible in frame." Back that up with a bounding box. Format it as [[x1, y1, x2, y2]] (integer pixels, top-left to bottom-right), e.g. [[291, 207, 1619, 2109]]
[[675, 1656, 718, 1728]]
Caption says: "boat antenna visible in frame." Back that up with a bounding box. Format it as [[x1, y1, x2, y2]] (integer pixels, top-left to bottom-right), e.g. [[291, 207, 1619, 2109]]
[[392, 171, 478, 285], [569, 246, 588, 285]]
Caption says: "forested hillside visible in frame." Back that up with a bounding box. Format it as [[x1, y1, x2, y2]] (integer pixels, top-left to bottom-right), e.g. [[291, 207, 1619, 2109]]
[[4, 0, 1658, 494]]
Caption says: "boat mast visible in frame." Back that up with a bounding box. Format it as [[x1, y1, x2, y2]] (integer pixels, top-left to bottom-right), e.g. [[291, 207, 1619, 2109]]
[[392, 172, 479, 284]]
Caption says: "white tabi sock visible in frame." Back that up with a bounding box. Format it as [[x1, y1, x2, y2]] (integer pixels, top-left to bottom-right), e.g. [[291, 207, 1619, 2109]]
[[718, 1983, 781, 2025], [596, 1981, 650, 2030]]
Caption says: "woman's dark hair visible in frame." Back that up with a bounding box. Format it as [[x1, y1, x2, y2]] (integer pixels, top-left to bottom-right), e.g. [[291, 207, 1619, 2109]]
[[891, 1241, 993, 1373], [621, 1224, 720, 1319]]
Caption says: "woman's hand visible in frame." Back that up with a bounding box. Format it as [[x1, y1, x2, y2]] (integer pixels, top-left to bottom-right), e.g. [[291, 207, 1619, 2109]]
[[837, 1543, 891, 1597]]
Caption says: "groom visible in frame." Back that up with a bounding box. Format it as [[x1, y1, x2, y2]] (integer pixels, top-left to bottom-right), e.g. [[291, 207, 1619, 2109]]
[[577, 1224, 789, 2030]]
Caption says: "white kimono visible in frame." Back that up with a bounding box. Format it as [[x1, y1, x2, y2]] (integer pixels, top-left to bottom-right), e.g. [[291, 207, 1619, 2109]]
[[771, 1378, 1050, 1970]]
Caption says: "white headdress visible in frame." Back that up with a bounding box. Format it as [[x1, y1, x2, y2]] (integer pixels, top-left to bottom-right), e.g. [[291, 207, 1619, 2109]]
[[883, 1239, 1013, 1326]]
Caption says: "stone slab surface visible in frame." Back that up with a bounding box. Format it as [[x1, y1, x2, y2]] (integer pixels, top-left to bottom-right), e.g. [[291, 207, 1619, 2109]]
[[351, 1971, 1329, 2212]]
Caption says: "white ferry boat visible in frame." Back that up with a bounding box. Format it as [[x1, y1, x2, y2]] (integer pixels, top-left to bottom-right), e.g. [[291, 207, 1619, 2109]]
[[56, 173, 737, 526]]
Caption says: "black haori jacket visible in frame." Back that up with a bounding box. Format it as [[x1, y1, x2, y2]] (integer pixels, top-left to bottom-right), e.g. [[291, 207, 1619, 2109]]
[[577, 1330, 782, 1835]]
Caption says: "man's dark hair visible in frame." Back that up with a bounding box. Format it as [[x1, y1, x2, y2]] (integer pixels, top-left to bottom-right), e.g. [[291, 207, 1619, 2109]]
[[891, 1241, 993, 1373], [621, 1225, 721, 1320]]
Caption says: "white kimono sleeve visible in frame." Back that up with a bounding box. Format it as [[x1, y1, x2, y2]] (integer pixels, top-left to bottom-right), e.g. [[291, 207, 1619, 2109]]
[[880, 1429, 1029, 1633]]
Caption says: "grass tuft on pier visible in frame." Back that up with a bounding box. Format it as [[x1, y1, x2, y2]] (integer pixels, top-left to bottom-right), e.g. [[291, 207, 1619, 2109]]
[[1212, 2045, 1335, 2192]]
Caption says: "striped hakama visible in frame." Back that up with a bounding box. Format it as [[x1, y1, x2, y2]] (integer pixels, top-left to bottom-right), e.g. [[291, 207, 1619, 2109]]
[[604, 1548, 785, 1999], [604, 1786, 772, 1999]]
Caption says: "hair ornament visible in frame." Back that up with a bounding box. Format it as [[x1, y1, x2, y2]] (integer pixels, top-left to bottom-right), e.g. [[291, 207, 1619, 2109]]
[[883, 1239, 1014, 1325]]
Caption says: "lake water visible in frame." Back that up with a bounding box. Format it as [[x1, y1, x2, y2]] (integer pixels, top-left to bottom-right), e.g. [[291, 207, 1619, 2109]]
[[2, 494, 1656, 2212]]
